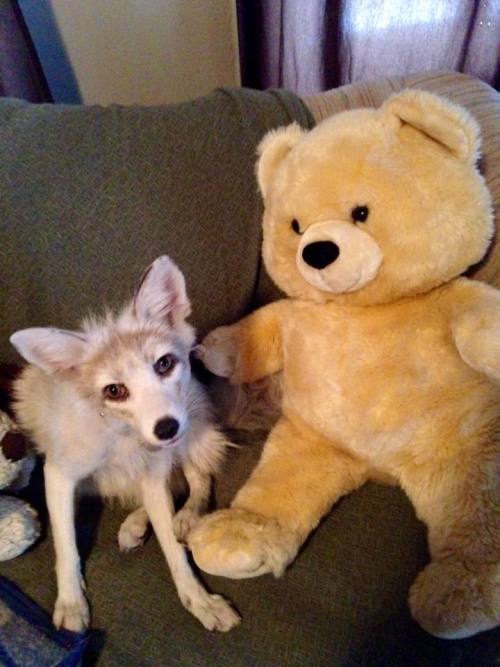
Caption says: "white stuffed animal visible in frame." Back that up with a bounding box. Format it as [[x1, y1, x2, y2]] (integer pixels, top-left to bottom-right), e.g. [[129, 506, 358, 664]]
[[0, 410, 39, 561]]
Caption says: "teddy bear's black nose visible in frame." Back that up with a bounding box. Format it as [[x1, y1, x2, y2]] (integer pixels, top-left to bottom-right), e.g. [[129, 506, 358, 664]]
[[302, 241, 340, 269]]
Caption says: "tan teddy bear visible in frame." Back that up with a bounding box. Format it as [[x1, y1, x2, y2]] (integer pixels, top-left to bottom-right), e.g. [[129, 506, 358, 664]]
[[188, 90, 500, 640]]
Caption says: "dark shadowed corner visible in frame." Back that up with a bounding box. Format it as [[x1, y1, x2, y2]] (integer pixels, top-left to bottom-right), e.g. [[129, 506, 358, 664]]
[[15, 0, 82, 103]]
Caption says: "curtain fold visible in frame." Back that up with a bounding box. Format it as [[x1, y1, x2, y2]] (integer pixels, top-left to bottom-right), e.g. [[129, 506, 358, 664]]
[[237, 0, 499, 94], [0, 0, 52, 102]]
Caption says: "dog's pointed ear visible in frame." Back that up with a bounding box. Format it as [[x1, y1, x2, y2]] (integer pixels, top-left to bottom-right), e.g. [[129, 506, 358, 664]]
[[10, 328, 89, 373], [256, 122, 307, 200], [133, 256, 191, 326], [381, 90, 481, 163]]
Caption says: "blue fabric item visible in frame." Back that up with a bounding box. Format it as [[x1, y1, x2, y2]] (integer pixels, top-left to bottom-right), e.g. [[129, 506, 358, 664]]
[[0, 576, 88, 667]]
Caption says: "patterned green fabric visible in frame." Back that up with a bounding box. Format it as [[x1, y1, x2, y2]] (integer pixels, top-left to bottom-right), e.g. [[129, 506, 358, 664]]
[[4, 439, 499, 666], [0, 89, 312, 360]]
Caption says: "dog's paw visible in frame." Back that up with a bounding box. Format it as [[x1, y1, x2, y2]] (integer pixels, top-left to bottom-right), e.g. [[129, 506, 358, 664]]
[[118, 511, 149, 551], [181, 589, 241, 632], [173, 506, 201, 544], [53, 592, 89, 633], [188, 508, 298, 579], [199, 326, 239, 378]]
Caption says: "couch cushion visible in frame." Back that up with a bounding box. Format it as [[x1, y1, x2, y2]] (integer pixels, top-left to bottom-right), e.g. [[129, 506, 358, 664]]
[[3, 433, 499, 666], [0, 88, 312, 360]]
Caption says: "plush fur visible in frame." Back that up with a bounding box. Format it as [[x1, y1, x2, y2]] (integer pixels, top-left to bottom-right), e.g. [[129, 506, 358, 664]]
[[10, 256, 240, 633], [189, 91, 500, 639], [0, 411, 39, 561]]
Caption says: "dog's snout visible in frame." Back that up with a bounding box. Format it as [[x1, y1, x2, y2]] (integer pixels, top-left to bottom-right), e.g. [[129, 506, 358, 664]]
[[302, 241, 340, 269], [154, 417, 179, 441]]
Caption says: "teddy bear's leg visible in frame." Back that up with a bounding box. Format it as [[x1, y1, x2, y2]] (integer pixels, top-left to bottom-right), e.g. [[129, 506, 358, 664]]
[[44, 461, 89, 632], [402, 450, 500, 639], [188, 415, 368, 579]]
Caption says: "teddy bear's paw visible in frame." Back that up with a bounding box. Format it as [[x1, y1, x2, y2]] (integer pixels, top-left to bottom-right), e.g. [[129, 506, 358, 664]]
[[199, 327, 239, 378], [188, 508, 298, 579], [409, 560, 500, 639], [53, 591, 89, 633]]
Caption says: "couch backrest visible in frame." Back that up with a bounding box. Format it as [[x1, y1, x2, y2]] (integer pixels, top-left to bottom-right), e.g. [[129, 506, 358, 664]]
[[0, 89, 312, 362]]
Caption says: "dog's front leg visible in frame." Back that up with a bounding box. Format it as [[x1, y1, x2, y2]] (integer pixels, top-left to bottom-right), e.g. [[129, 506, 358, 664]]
[[173, 459, 211, 543], [44, 461, 89, 632], [140, 474, 240, 632]]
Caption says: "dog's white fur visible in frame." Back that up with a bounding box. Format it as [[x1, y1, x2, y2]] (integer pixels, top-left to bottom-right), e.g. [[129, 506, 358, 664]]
[[10, 256, 240, 633]]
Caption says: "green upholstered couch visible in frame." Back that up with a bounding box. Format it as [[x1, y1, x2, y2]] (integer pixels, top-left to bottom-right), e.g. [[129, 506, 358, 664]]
[[1, 72, 499, 666]]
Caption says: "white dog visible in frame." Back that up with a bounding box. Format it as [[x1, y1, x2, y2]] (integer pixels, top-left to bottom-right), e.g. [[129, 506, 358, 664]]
[[10, 256, 240, 633]]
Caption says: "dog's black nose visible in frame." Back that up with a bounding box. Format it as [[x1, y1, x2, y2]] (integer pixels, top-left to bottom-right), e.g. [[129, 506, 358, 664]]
[[154, 417, 179, 441], [302, 241, 340, 269]]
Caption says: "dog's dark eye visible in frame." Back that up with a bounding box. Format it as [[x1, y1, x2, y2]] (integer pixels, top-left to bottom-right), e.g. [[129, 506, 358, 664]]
[[291, 219, 303, 235], [351, 205, 369, 223], [154, 353, 177, 376], [103, 383, 129, 401]]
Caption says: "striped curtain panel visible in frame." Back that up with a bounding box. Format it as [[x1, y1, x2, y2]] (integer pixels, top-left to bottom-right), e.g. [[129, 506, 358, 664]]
[[237, 0, 499, 94]]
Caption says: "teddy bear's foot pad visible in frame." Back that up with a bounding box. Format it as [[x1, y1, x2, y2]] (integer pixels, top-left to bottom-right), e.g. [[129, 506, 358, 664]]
[[188, 508, 297, 579], [409, 560, 500, 639]]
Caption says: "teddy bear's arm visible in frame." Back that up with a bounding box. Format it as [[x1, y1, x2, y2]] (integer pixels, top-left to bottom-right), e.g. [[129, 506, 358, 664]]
[[452, 282, 500, 381], [201, 300, 290, 384]]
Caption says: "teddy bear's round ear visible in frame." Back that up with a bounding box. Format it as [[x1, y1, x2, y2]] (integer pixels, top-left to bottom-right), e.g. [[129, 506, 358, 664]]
[[256, 122, 307, 199], [381, 90, 481, 163]]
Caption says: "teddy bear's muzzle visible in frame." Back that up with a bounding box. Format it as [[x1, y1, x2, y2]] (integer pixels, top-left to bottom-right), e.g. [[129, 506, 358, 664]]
[[297, 221, 383, 294]]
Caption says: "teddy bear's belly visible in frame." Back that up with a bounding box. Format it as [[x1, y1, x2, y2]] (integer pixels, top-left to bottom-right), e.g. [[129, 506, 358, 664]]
[[282, 313, 482, 463]]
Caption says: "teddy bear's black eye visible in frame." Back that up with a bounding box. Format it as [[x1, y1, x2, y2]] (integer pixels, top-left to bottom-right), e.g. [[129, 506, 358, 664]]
[[351, 205, 369, 223], [291, 219, 303, 235]]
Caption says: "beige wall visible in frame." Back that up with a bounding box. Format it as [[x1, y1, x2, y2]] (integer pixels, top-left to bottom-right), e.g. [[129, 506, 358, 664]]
[[49, 0, 240, 106]]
